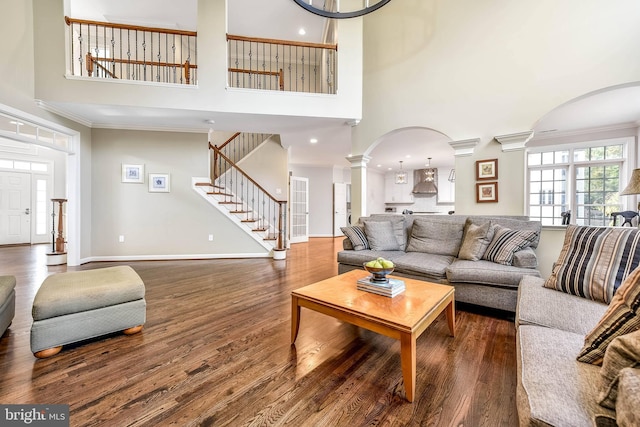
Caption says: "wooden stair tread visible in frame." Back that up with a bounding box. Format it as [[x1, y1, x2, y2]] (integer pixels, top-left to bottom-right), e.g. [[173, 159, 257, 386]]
[[207, 192, 233, 197], [231, 210, 250, 214], [241, 219, 258, 223]]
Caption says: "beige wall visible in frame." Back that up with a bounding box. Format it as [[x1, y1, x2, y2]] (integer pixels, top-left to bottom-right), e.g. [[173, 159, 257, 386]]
[[90, 129, 267, 257], [355, 0, 640, 218]]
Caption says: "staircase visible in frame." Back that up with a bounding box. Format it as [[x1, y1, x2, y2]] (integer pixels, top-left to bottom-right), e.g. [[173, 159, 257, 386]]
[[192, 133, 287, 257]]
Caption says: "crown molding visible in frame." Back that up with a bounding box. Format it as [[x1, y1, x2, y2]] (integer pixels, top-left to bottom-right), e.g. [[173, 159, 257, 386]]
[[35, 100, 93, 128], [449, 138, 479, 157], [494, 131, 534, 152], [531, 122, 639, 142]]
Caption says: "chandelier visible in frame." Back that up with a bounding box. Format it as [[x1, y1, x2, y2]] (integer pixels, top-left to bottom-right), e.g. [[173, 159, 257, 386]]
[[292, 0, 392, 19]]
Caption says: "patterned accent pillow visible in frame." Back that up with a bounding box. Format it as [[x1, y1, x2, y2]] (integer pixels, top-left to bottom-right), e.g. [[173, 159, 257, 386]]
[[458, 220, 495, 261], [481, 225, 539, 266], [544, 225, 640, 304], [340, 225, 369, 251], [597, 329, 640, 409], [577, 266, 640, 365], [363, 220, 400, 251]]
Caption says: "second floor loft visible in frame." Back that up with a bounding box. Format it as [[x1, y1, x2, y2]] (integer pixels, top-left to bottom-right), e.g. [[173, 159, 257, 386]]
[[65, 16, 338, 95]]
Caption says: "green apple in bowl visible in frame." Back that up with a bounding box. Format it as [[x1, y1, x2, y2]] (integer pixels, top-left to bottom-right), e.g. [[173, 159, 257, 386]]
[[363, 258, 395, 283]]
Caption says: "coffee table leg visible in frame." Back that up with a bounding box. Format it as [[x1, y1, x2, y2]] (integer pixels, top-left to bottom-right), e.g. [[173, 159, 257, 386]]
[[400, 333, 416, 402], [291, 295, 301, 344], [446, 299, 455, 337]]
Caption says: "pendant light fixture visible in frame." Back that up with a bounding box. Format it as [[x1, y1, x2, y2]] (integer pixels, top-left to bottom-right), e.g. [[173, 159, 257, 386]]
[[395, 160, 408, 184]]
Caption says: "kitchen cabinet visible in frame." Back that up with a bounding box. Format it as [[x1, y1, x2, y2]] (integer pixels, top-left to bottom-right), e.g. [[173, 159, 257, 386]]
[[384, 172, 414, 204]]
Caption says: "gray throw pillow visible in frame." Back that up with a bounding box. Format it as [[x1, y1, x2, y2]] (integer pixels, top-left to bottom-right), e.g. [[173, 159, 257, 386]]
[[363, 220, 400, 251], [406, 218, 464, 256], [458, 221, 494, 261]]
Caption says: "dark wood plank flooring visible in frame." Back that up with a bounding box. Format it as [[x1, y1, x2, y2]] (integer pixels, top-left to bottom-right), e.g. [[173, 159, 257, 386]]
[[0, 239, 517, 426]]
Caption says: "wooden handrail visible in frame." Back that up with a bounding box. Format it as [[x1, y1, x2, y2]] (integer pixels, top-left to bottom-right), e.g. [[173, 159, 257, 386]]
[[228, 68, 280, 77], [87, 55, 198, 69], [92, 60, 117, 79], [217, 132, 242, 151], [227, 34, 337, 51], [65, 16, 197, 37], [210, 145, 286, 203]]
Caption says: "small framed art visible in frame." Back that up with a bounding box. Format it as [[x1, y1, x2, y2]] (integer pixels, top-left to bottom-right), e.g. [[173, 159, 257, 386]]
[[476, 158, 498, 180], [476, 182, 498, 203], [149, 173, 170, 193], [122, 164, 144, 183]]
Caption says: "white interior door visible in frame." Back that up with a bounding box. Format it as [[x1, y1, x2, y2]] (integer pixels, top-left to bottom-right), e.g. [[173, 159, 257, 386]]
[[333, 182, 347, 236], [290, 176, 309, 243], [0, 171, 31, 245]]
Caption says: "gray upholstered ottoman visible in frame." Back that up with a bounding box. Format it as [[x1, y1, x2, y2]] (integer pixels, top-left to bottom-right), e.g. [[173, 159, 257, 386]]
[[0, 275, 16, 338], [31, 266, 146, 358]]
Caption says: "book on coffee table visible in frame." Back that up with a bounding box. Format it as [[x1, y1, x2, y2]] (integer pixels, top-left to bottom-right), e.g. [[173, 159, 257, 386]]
[[357, 276, 405, 297]]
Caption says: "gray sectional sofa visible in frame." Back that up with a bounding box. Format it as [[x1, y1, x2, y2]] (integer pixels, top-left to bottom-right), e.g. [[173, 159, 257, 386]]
[[338, 214, 542, 313], [516, 225, 640, 426]]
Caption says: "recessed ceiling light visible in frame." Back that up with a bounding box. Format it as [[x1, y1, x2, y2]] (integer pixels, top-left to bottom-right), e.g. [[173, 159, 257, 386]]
[[377, 164, 382, 167], [405, 155, 411, 158], [310, 138, 318, 144], [298, 28, 306, 35]]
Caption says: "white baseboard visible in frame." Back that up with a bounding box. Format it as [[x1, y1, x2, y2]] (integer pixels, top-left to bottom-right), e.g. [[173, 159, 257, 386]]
[[79, 253, 271, 264]]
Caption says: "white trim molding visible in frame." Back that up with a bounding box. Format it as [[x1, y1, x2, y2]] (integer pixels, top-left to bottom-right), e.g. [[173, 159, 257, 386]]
[[449, 138, 479, 157], [495, 131, 534, 152], [347, 154, 371, 168]]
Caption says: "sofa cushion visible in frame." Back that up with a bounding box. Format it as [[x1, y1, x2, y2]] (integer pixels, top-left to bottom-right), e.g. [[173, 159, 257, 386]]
[[458, 220, 495, 261], [0, 276, 16, 303], [616, 367, 640, 427], [577, 265, 640, 365], [598, 329, 640, 409], [362, 215, 406, 250], [544, 225, 640, 304], [340, 225, 369, 251], [393, 252, 453, 281], [482, 225, 539, 266], [516, 325, 615, 427], [516, 275, 608, 335], [512, 247, 538, 269], [406, 218, 464, 256], [336, 249, 405, 267], [446, 259, 540, 288], [362, 220, 400, 251]]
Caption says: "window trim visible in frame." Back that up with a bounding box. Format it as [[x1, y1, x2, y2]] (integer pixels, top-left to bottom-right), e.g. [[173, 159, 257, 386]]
[[526, 136, 635, 226]]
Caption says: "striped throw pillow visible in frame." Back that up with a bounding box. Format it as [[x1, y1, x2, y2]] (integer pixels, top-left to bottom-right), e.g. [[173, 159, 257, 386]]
[[482, 225, 539, 266], [340, 225, 370, 251], [578, 266, 640, 365], [544, 225, 640, 304]]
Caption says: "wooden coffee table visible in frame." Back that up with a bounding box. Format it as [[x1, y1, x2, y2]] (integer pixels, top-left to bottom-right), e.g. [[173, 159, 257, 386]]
[[291, 269, 455, 402]]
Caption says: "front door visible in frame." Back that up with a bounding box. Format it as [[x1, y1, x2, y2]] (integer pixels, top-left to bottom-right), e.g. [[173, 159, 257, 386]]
[[0, 171, 31, 245], [289, 176, 309, 243]]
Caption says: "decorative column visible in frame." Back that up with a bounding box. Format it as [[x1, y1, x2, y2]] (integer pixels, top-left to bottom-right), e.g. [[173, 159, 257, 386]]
[[348, 154, 371, 224], [46, 198, 67, 266]]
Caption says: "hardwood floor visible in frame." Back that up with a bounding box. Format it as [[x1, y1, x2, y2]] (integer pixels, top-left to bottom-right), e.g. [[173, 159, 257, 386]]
[[0, 239, 518, 426]]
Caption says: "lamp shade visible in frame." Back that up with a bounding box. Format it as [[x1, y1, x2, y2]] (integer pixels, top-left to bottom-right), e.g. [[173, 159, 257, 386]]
[[620, 169, 640, 195]]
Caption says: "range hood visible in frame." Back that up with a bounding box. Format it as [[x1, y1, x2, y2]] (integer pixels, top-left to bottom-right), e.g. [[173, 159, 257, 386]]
[[412, 168, 438, 196]]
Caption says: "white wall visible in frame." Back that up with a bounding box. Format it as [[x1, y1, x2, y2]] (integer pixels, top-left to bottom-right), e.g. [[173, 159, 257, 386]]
[[289, 165, 335, 237], [90, 129, 267, 257]]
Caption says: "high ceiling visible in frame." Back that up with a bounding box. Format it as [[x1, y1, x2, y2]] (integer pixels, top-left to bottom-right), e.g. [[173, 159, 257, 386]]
[[61, 1, 640, 171]]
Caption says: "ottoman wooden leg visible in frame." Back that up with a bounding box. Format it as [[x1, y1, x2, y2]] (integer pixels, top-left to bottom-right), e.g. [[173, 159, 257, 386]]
[[34, 346, 63, 359], [123, 325, 143, 335]]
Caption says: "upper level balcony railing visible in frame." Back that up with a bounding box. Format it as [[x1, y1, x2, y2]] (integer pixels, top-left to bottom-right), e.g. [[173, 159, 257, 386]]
[[65, 16, 197, 85], [227, 34, 338, 94]]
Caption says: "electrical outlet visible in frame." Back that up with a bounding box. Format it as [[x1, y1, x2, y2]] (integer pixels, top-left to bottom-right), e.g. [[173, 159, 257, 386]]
[[208, 234, 214, 241], [119, 235, 125, 243]]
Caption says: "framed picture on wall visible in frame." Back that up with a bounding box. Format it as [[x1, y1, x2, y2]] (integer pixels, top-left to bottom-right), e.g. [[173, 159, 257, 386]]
[[149, 173, 170, 193], [476, 181, 498, 203], [476, 158, 498, 180], [122, 164, 144, 183]]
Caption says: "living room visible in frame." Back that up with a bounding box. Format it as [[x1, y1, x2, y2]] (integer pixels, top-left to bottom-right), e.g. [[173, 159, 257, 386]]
[[1, 0, 640, 425]]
